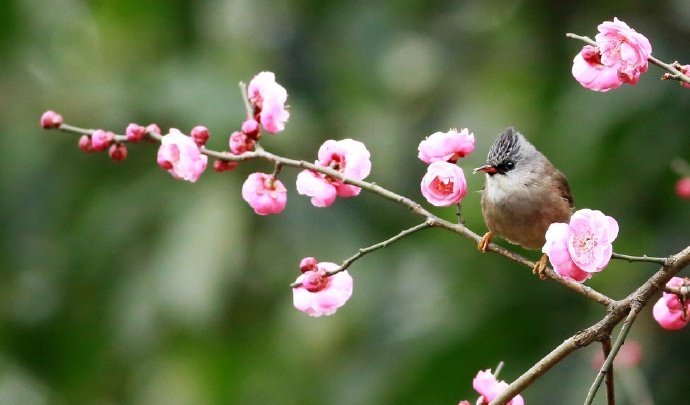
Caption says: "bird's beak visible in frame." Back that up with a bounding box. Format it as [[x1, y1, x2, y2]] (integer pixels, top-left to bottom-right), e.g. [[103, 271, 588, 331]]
[[473, 164, 497, 175]]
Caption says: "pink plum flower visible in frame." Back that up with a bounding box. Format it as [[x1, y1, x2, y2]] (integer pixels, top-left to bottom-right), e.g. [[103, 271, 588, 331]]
[[241, 172, 287, 215], [572, 18, 652, 91], [418, 128, 475, 164], [292, 261, 353, 317], [472, 369, 524, 405], [156, 128, 208, 182], [653, 277, 690, 330], [420, 161, 467, 207], [40, 110, 63, 129], [296, 139, 372, 207], [596, 17, 652, 85], [247, 71, 290, 134], [542, 209, 619, 283], [572, 45, 623, 92]]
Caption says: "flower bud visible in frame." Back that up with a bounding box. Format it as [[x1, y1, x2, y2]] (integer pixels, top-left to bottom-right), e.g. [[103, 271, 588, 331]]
[[125, 123, 147, 142], [191, 125, 210, 146], [229, 131, 256, 154], [78, 135, 93, 152], [145, 123, 161, 135], [299, 257, 318, 273], [213, 159, 238, 172], [91, 129, 114, 152], [109, 143, 128, 162], [302, 270, 328, 292], [241, 119, 260, 138], [40, 110, 63, 129]]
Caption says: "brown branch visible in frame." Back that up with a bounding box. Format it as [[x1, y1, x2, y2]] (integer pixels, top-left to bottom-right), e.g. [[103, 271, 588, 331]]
[[490, 244, 690, 405], [50, 121, 615, 306]]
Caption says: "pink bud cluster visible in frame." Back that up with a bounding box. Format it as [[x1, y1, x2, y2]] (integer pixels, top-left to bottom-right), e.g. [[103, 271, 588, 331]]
[[292, 258, 354, 317], [457, 369, 524, 405], [542, 209, 619, 283], [572, 17, 652, 92], [653, 277, 690, 330], [417, 129, 474, 207]]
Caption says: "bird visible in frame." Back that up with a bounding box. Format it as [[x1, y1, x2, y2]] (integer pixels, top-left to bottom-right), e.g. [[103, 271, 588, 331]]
[[473, 127, 573, 277]]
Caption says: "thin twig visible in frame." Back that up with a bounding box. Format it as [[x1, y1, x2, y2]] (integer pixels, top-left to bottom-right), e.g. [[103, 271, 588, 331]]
[[290, 221, 433, 287], [584, 306, 640, 405], [611, 252, 667, 265], [601, 337, 615, 405]]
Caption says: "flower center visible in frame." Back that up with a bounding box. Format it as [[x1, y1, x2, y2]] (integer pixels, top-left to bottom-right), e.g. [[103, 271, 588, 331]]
[[431, 176, 454, 194]]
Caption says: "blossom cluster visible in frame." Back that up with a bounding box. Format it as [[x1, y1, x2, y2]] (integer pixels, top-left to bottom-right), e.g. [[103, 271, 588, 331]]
[[418, 128, 474, 207], [542, 209, 619, 283], [572, 17, 652, 92], [291, 258, 353, 317], [653, 277, 690, 330], [458, 368, 524, 405]]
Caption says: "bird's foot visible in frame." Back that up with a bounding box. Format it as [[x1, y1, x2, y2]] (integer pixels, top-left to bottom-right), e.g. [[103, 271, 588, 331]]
[[532, 254, 548, 280], [478, 232, 493, 252]]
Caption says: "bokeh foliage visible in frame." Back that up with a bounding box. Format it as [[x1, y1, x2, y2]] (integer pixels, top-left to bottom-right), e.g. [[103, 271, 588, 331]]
[[2, 0, 690, 403]]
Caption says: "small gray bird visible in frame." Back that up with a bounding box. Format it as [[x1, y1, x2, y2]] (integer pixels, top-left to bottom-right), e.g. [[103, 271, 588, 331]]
[[474, 127, 573, 276]]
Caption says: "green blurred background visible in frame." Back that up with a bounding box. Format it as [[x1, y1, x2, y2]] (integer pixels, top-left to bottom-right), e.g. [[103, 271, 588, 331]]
[[2, 0, 690, 403]]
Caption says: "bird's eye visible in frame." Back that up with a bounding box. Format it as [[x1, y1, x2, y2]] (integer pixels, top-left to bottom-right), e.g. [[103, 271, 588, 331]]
[[497, 160, 515, 173]]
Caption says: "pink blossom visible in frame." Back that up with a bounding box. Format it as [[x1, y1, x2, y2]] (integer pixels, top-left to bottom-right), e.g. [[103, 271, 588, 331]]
[[296, 139, 372, 207], [247, 71, 290, 134], [542, 209, 618, 282], [91, 129, 115, 151], [295, 170, 337, 207], [156, 128, 208, 182], [292, 261, 353, 317], [572, 45, 623, 92], [572, 18, 652, 91], [472, 369, 524, 405], [420, 161, 467, 207], [40, 110, 63, 129], [241, 172, 287, 215], [653, 277, 690, 330], [542, 223, 592, 283], [418, 128, 475, 164], [229, 131, 256, 155], [125, 123, 147, 142], [676, 177, 690, 199], [596, 17, 652, 85], [190, 125, 210, 146]]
